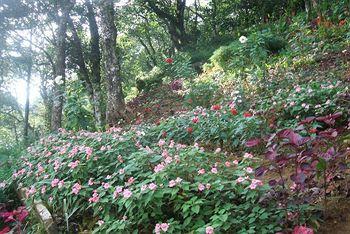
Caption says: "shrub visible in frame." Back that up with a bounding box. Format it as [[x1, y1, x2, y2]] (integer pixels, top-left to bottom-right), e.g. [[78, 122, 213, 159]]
[[8, 129, 284, 233]]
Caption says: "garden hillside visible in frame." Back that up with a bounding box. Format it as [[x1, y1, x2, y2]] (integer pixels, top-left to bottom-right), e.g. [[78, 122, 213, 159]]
[[1, 1, 350, 233]]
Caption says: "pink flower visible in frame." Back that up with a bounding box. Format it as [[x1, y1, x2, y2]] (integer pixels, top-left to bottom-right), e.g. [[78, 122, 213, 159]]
[[206, 226, 214, 234], [119, 168, 125, 175], [58, 180, 64, 188], [127, 177, 135, 185], [155, 223, 170, 234], [293, 226, 314, 234], [88, 178, 94, 186], [198, 169, 206, 175], [122, 189, 132, 198], [149, 183, 157, 190], [85, 147, 93, 159], [225, 161, 231, 167], [192, 116, 199, 123], [169, 180, 176, 187], [88, 190, 99, 203], [160, 223, 169, 232], [103, 183, 110, 189], [97, 220, 104, 226], [154, 163, 165, 173], [214, 148, 221, 154], [164, 157, 173, 164], [198, 183, 205, 191], [249, 179, 263, 190], [41, 186, 46, 194], [68, 160, 79, 169], [141, 184, 148, 191], [243, 153, 253, 159], [245, 167, 253, 173], [72, 183, 82, 195], [158, 139, 166, 147], [232, 160, 239, 165], [118, 155, 124, 163], [51, 178, 60, 187], [211, 167, 218, 174], [236, 177, 245, 183]]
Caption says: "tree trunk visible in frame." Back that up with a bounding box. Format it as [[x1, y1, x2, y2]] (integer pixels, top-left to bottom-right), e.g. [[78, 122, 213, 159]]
[[51, 0, 72, 131], [23, 31, 33, 144], [86, 0, 105, 128], [23, 60, 31, 144], [99, 0, 127, 126]]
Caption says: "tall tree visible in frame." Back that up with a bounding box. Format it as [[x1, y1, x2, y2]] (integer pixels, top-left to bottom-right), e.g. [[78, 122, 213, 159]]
[[99, 0, 127, 126], [51, 0, 73, 131]]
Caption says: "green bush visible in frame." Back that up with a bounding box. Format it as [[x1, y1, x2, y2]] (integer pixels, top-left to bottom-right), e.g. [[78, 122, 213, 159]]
[[9, 129, 283, 233]]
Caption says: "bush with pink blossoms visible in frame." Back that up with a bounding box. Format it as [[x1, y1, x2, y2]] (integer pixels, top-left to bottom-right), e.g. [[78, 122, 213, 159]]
[[8, 128, 283, 233]]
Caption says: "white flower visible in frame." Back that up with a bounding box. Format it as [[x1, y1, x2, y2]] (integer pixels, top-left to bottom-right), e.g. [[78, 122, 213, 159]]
[[54, 76, 64, 85], [239, 36, 248, 44]]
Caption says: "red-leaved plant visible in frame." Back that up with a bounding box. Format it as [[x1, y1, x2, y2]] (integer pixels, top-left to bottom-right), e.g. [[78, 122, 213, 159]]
[[0, 205, 29, 234], [247, 112, 349, 230]]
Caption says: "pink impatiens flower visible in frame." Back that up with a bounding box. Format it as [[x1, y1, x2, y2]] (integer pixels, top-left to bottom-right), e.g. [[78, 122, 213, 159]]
[[103, 183, 110, 189], [206, 226, 214, 234], [155, 223, 170, 234], [211, 167, 218, 174], [122, 189, 132, 199], [169, 180, 176, 188], [236, 177, 245, 183], [243, 153, 253, 159], [245, 167, 253, 173], [51, 178, 60, 187], [225, 161, 231, 167], [198, 183, 205, 191], [198, 168, 205, 175], [154, 163, 165, 173], [149, 183, 157, 190], [72, 183, 82, 195], [88, 190, 99, 203], [293, 225, 314, 234], [68, 160, 79, 169], [158, 139, 166, 147]]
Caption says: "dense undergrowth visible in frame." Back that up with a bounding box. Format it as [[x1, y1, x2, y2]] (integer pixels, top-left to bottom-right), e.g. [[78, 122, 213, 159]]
[[1, 11, 350, 234]]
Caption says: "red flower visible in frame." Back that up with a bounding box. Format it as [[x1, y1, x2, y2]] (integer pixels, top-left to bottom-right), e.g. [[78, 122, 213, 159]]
[[162, 131, 167, 138], [165, 58, 174, 64], [230, 108, 238, 115], [243, 112, 252, 118], [155, 119, 161, 125], [293, 226, 314, 234], [192, 117, 199, 123], [187, 127, 193, 134], [211, 105, 221, 111], [339, 19, 346, 27], [309, 128, 317, 134]]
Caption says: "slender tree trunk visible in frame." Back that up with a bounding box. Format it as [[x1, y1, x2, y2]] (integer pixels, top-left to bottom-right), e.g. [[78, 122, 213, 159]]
[[23, 31, 33, 144], [23, 62, 31, 143], [51, 1, 72, 131], [86, 0, 105, 128], [99, 0, 127, 126]]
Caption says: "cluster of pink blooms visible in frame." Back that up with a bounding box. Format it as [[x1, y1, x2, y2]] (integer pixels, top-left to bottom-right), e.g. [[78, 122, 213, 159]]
[[51, 178, 64, 188], [72, 183, 82, 194], [25, 186, 36, 198], [292, 225, 314, 234], [249, 179, 263, 190], [113, 186, 133, 199], [88, 190, 100, 203], [198, 183, 211, 191], [68, 160, 80, 169], [154, 223, 169, 234], [206, 226, 214, 234], [168, 177, 182, 187]]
